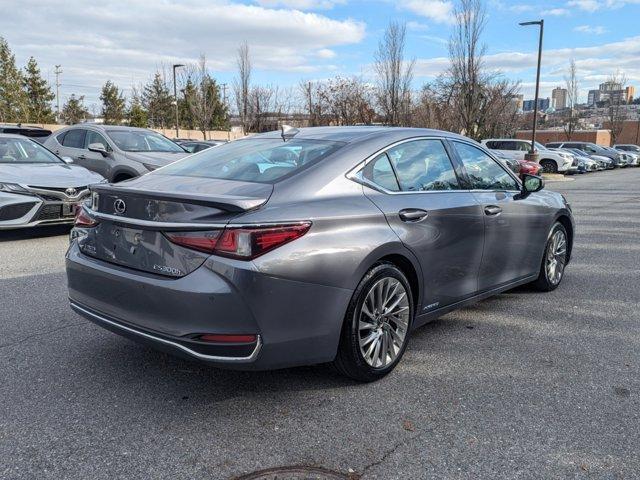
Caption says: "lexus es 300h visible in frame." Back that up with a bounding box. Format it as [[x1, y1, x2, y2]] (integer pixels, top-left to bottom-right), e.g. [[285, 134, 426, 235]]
[[67, 127, 574, 381], [0, 134, 104, 230]]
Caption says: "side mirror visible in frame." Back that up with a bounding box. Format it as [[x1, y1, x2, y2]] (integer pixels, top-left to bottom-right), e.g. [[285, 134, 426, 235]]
[[521, 174, 544, 194], [88, 143, 108, 157], [61, 156, 73, 164]]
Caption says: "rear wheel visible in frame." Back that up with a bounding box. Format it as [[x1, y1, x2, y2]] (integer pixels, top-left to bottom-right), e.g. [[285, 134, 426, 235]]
[[540, 159, 558, 174], [532, 222, 568, 291], [333, 263, 413, 382]]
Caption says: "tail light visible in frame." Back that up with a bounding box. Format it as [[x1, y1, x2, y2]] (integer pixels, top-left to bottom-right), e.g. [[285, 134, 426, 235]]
[[164, 222, 311, 260], [74, 207, 98, 227]]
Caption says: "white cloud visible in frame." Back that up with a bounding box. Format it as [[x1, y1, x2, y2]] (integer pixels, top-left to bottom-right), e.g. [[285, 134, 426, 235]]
[[567, 0, 640, 11], [254, 0, 345, 10], [316, 48, 337, 58], [397, 0, 455, 24], [1, 0, 365, 105], [407, 21, 430, 31], [574, 25, 607, 34], [541, 8, 570, 15]]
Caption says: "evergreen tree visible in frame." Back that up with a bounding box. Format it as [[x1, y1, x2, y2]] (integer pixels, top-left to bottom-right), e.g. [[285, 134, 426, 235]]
[[22, 57, 55, 123], [0, 37, 28, 122], [61, 94, 89, 125], [179, 78, 197, 130], [127, 87, 148, 128], [100, 80, 126, 125], [142, 72, 173, 129]]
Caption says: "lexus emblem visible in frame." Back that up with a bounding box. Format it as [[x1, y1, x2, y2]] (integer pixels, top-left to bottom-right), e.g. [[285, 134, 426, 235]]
[[65, 187, 78, 197], [113, 199, 127, 214]]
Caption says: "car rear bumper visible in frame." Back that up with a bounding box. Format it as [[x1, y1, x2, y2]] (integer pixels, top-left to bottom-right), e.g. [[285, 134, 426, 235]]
[[66, 242, 353, 370]]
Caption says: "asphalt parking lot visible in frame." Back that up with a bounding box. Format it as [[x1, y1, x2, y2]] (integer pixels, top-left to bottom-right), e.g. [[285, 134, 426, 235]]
[[1, 168, 639, 480]]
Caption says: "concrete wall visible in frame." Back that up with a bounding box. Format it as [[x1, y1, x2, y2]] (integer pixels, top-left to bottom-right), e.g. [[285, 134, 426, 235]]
[[11, 123, 245, 141], [515, 129, 612, 146]]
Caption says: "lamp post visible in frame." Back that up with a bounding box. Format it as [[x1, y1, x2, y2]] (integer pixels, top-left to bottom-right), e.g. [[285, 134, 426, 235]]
[[172, 64, 185, 138], [520, 19, 544, 161]]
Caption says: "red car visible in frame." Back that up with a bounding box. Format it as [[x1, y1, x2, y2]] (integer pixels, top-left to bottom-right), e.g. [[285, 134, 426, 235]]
[[517, 159, 541, 177]]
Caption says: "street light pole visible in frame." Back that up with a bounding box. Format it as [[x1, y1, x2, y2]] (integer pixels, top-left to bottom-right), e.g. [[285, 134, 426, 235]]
[[172, 64, 185, 138], [520, 19, 544, 161]]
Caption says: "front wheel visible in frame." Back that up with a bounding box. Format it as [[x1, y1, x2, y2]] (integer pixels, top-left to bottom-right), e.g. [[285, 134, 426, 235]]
[[532, 222, 568, 291], [333, 263, 414, 382], [540, 159, 558, 174]]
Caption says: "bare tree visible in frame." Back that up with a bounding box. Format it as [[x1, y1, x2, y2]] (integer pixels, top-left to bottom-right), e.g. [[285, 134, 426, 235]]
[[374, 21, 415, 126], [563, 59, 579, 140], [447, 0, 488, 139], [233, 41, 251, 133], [606, 70, 628, 146]]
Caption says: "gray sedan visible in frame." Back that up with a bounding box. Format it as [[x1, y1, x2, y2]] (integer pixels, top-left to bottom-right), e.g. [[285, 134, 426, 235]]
[[44, 125, 190, 182], [0, 134, 104, 229], [67, 127, 574, 381]]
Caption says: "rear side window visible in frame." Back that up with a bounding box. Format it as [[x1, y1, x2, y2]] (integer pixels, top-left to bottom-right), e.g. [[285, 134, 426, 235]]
[[157, 138, 344, 183], [361, 154, 400, 191], [452, 142, 519, 191], [61, 129, 86, 149], [386, 139, 460, 191]]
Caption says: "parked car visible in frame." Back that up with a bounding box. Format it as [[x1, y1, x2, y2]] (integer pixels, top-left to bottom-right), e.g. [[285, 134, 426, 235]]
[[611, 146, 640, 166], [481, 138, 574, 174], [546, 141, 625, 168], [0, 124, 52, 143], [562, 148, 612, 170], [67, 126, 574, 381], [0, 134, 104, 229], [613, 144, 640, 154], [177, 140, 226, 153], [44, 125, 190, 182]]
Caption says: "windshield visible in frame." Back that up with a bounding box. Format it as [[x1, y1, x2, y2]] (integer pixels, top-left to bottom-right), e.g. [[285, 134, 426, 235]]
[[0, 137, 63, 164], [157, 138, 344, 183], [107, 130, 185, 153], [534, 141, 547, 151]]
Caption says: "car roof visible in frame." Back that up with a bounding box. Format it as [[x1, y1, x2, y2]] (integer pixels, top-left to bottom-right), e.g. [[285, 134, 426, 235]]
[[249, 126, 471, 144], [59, 124, 155, 133], [0, 133, 36, 140]]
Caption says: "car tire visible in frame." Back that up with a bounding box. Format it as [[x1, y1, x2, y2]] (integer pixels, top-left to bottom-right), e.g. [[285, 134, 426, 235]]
[[540, 159, 558, 174], [333, 262, 414, 382], [532, 222, 568, 292]]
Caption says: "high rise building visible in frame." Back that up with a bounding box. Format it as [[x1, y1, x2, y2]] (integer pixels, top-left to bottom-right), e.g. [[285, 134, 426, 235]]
[[522, 98, 550, 112], [551, 87, 568, 109]]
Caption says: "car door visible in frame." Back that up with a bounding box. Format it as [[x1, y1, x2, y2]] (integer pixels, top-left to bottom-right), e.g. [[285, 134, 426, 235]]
[[450, 140, 549, 291], [356, 138, 485, 313], [84, 130, 114, 178], [57, 128, 87, 166]]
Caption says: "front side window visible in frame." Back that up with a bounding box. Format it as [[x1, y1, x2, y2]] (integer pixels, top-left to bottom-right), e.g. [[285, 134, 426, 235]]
[[453, 142, 519, 191], [86, 131, 111, 151], [157, 138, 344, 183], [61, 129, 86, 149], [107, 130, 185, 153], [0, 137, 63, 164], [385, 139, 460, 191]]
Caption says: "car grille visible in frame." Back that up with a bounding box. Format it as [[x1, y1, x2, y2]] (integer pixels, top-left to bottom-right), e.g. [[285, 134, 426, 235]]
[[0, 202, 37, 221], [36, 204, 64, 221], [28, 186, 89, 201], [29, 186, 88, 193]]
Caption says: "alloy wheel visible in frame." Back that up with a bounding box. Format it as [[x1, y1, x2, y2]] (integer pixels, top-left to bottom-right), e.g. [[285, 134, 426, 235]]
[[545, 229, 567, 285], [358, 277, 410, 368]]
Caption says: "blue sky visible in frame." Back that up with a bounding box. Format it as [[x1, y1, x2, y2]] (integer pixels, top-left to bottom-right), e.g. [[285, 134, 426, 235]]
[[2, 0, 640, 112]]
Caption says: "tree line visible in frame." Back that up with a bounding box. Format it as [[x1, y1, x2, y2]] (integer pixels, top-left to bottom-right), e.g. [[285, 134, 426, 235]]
[[1, 0, 528, 142]]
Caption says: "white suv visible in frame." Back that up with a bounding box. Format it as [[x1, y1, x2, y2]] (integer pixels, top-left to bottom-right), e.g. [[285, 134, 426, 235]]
[[481, 138, 574, 173]]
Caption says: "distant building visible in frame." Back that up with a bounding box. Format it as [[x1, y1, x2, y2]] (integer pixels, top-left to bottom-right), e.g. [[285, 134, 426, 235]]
[[522, 98, 550, 112], [551, 87, 568, 110], [510, 94, 524, 111], [588, 81, 635, 106], [587, 89, 600, 107]]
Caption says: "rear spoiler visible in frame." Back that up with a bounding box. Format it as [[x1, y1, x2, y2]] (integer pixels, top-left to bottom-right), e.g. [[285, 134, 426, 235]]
[[91, 183, 271, 213]]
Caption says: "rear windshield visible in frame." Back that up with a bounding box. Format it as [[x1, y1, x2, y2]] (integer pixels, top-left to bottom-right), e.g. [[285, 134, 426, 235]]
[[0, 137, 62, 164], [156, 138, 344, 183]]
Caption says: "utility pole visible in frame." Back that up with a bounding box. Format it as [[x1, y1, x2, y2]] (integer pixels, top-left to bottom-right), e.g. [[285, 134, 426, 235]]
[[221, 83, 230, 140], [520, 19, 544, 162], [172, 64, 185, 138], [54, 65, 62, 123]]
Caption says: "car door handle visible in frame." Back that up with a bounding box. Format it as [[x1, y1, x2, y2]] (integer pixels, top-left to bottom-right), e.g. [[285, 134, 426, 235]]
[[484, 205, 503, 216], [399, 208, 429, 222]]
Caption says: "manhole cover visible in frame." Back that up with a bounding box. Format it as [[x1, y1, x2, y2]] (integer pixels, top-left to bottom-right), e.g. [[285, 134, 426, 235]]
[[234, 466, 349, 480]]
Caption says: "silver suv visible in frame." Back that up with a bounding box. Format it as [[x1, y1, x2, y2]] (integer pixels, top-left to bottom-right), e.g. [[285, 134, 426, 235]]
[[44, 125, 190, 182]]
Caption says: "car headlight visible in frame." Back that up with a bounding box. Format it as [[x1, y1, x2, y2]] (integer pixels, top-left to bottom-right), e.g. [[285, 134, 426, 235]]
[[0, 183, 30, 194]]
